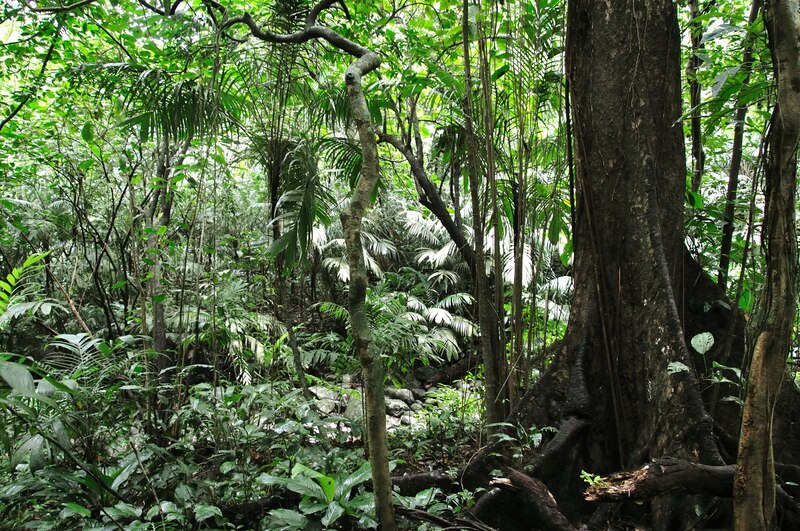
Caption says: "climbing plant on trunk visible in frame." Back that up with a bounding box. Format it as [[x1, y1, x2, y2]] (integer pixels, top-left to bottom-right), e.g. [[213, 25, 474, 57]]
[[734, 1, 800, 528]]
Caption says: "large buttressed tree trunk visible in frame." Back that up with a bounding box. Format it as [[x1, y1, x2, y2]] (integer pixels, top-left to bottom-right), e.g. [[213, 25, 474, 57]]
[[564, 0, 723, 523], [463, 1, 731, 528], [567, 0, 720, 469], [461, 1, 800, 529]]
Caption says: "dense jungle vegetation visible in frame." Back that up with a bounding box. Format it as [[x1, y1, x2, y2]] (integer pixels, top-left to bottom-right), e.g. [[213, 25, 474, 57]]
[[1, 0, 800, 529]]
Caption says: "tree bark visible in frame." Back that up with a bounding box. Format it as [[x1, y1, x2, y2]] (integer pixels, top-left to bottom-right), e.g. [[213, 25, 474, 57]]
[[462, 0, 507, 429], [463, 1, 729, 527], [217, 2, 395, 527], [688, 0, 706, 194], [718, 0, 762, 289], [735, 1, 800, 529], [340, 52, 396, 531]]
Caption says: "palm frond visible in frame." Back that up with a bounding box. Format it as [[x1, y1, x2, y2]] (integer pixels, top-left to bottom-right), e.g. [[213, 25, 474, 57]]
[[318, 136, 362, 189], [435, 292, 476, 310]]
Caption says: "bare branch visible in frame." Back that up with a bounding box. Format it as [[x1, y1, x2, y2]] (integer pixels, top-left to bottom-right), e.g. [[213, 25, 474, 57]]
[[307, 0, 339, 26], [137, 0, 165, 15], [220, 2, 371, 59]]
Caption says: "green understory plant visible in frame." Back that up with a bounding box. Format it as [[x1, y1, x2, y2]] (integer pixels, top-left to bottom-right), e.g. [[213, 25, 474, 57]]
[[259, 460, 377, 530]]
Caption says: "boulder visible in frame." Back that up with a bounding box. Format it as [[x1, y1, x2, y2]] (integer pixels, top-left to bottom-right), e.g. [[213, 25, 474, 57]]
[[309, 386, 339, 402], [385, 398, 410, 416], [385, 416, 403, 430], [385, 387, 415, 405], [343, 396, 364, 424], [410, 388, 426, 400], [315, 398, 337, 415]]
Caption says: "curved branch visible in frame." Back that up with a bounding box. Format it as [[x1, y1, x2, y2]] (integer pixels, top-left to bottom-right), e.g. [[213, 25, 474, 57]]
[[136, 0, 162, 14], [222, 12, 371, 58], [379, 132, 478, 272]]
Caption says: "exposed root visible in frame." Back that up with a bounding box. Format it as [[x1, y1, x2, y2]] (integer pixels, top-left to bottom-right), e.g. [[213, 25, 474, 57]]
[[491, 468, 577, 531], [583, 457, 800, 528], [583, 457, 734, 502]]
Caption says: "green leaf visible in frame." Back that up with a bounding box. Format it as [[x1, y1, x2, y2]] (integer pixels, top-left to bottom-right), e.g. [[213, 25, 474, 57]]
[[268, 508, 307, 528], [547, 215, 561, 245], [105, 502, 141, 519], [685, 190, 704, 209], [739, 290, 755, 312], [318, 474, 335, 503], [111, 452, 145, 491], [337, 461, 372, 499], [194, 504, 222, 522], [220, 461, 236, 474], [22, 252, 49, 269], [12, 434, 45, 469], [321, 501, 345, 527], [491, 64, 509, 81], [286, 474, 326, 500], [63, 502, 91, 517], [81, 122, 94, 142], [690, 332, 714, 355], [0, 361, 35, 392]]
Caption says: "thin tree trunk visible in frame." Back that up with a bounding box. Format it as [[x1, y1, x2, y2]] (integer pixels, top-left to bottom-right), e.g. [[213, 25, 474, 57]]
[[462, 0, 505, 429], [477, 4, 509, 419], [340, 52, 395, 530], [688, 0, 706, 194], [734, 1, 800, 528], [718, 0, 762, 289]]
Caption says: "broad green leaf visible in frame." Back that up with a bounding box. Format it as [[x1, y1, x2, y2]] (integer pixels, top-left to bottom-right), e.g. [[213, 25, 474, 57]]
[[111, 451, 147, 491], [105, 502, 141, 519], [12, 434, 45, 470], [739, 290, 755, 312], [318, 474, 335, 503], [321, 501, 345, 527], [548, 215, 561, 245], [0, 361, 35, 392], [686, 190, 704, 208], [337, 461, 372, 498], [63, 502, 91, 517], [349, 491, 376, 512], [81, 122, 94, 142], [712, 361, 741, 379], [268, 508, 307, 528], [194, 504, 222, 522], [691, 332, 714, 355], [286, 474, 326, 500]]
